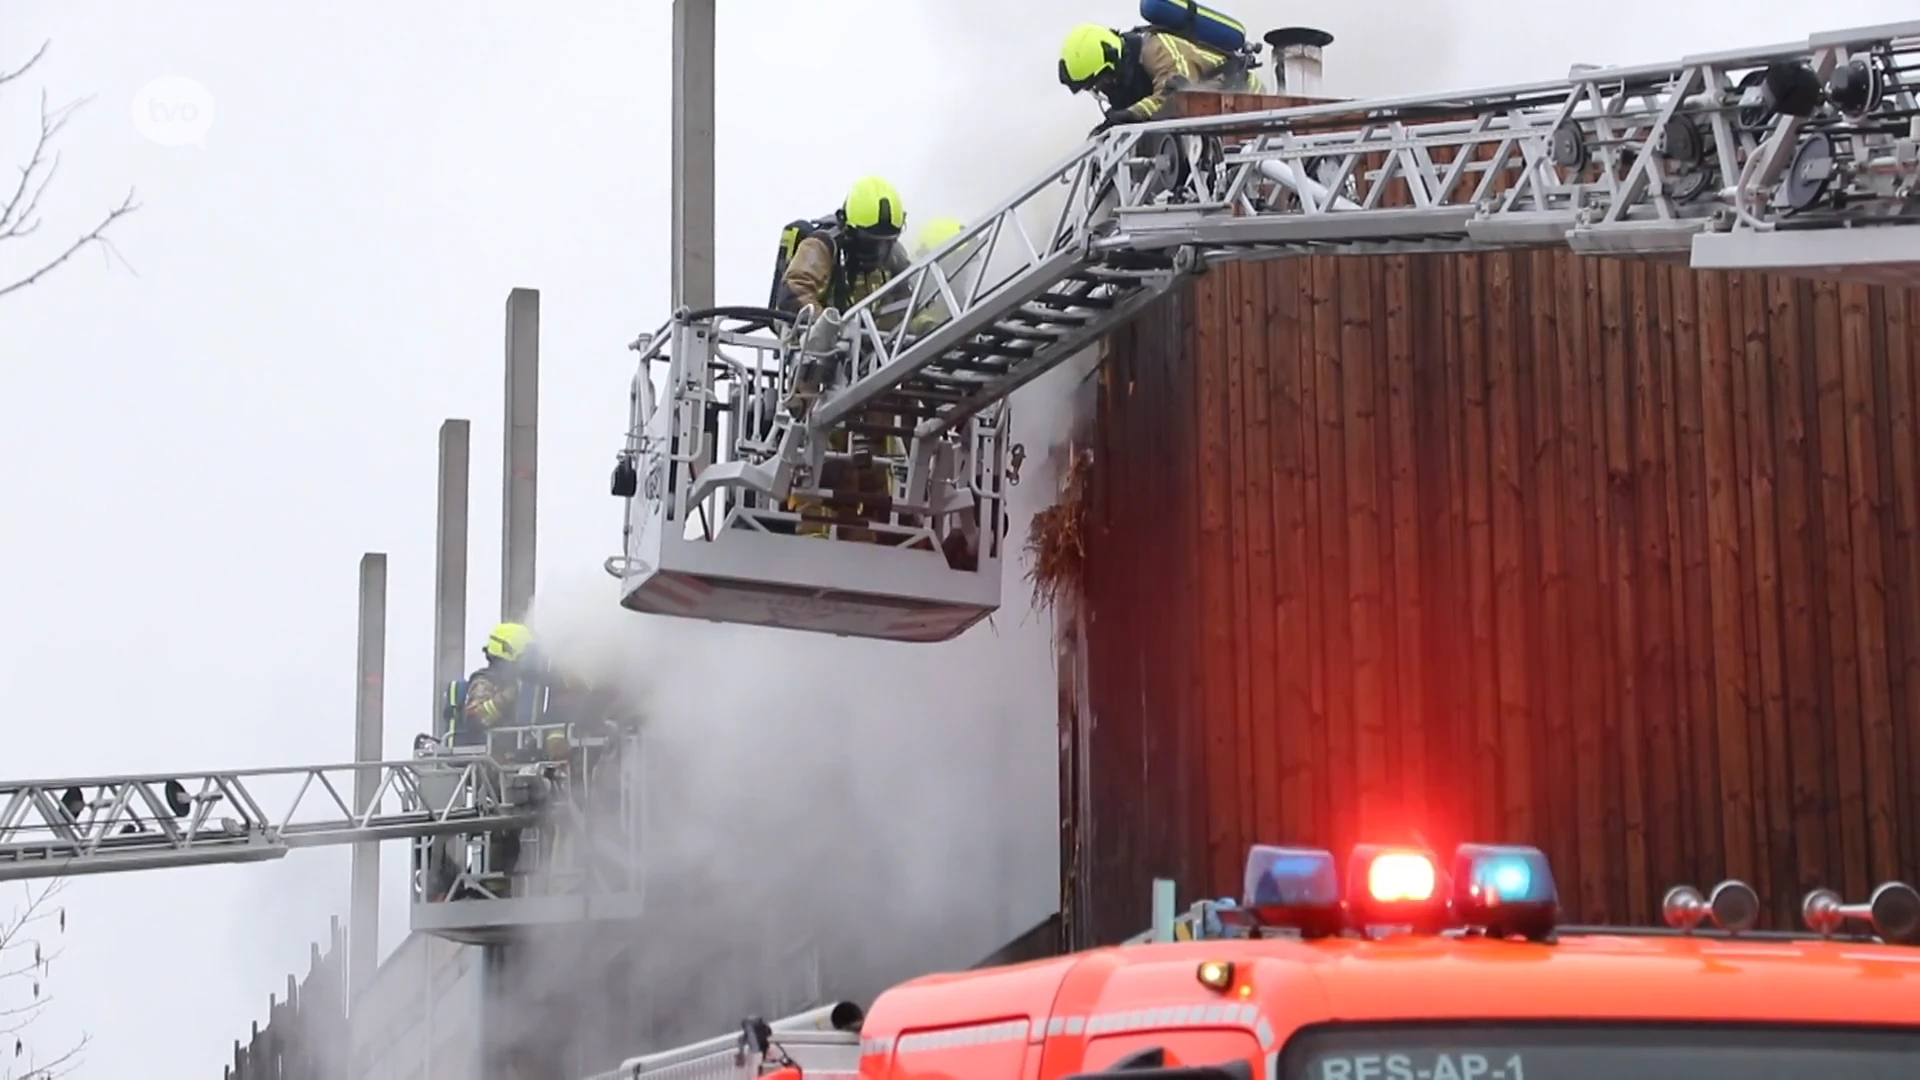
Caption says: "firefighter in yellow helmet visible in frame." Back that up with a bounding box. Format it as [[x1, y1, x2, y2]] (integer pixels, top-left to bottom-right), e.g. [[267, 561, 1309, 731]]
[[776, 175, 912, 320], [450, 622, 535, 748], [777, 176, 914, 543], [1058, 22, 1258, 135], [911, 216, 967, 260], [904, 215, 971, 334]]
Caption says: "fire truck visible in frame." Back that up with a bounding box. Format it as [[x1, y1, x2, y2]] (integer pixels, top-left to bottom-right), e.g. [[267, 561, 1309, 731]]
[[585, 842, 1920, 1080]]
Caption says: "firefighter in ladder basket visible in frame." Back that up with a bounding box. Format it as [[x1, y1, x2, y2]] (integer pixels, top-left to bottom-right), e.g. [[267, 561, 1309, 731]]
[[1058, 3, 1261, 135], [770, 175, 916, 545]]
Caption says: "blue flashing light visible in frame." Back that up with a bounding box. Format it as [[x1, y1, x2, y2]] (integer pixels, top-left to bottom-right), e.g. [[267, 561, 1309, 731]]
[[1451, 844, 1558, 939], [1452, 844, 1556, 907], [1478, 855, 1532, 899], [1243, 845, 1341, 909]]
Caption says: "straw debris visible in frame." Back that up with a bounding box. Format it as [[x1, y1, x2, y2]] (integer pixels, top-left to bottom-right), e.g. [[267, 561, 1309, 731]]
[[1024, 447, 1095, 614]]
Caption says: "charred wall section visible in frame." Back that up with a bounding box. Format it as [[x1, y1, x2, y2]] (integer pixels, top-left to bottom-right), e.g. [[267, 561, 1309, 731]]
[[1059, 248, 1920, 948]]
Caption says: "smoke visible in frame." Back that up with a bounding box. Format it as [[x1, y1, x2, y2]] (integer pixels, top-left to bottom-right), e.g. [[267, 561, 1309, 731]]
[[469, 15, 1091, 1069], [486, 330, 1097, 1070], [464, 2, 1467, 1073]]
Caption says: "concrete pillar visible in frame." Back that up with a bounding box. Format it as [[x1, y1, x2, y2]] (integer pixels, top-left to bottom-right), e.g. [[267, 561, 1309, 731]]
[[502, 289, 539, 620], [434, 419, 472, 705], [672, 0, 716, 311], [350, 552, 387, 1002], [482, 288, 541, 1080]]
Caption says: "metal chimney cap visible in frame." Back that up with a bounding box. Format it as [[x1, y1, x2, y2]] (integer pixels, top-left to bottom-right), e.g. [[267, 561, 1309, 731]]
[[1265, 27, 1334, 50]]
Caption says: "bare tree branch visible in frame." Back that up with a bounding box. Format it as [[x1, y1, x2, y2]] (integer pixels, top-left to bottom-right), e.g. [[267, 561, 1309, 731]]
[[0, 39, 139, 300], [0, 883, 84, 1080], [0, 41, 49, 88]]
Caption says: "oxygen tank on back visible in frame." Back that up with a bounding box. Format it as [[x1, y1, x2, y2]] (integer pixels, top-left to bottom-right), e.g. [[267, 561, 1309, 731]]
[[769, 217, 835, 311], [1138, 0, 1248, 53]]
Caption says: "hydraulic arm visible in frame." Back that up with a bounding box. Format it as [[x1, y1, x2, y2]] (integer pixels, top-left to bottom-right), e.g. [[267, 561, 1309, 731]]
[[611, 19, 1920, 641]]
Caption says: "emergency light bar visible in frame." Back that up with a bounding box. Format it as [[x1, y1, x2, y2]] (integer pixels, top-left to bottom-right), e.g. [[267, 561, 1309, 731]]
[[1242, 845, 1343, 938], [1451, 843, 1559, 942], [1346, 844, 1449, 935], [1237, 841, 1562, 940]]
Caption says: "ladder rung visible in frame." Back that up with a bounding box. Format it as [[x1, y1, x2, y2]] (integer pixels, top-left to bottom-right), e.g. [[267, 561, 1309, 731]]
[[1030, 291, 1116, 311], [929, 356, 1013, 374]]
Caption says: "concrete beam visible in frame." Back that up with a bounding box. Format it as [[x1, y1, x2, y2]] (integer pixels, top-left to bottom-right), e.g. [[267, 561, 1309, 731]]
[[433, 419, 471, 708], [502, 289, 539, 621], [349, 552, 387, 1002], [672, 0, 716, 310]]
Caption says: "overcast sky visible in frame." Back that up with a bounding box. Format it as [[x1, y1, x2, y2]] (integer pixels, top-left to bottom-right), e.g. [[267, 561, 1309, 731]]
[[5, 1, 1917, 1077]]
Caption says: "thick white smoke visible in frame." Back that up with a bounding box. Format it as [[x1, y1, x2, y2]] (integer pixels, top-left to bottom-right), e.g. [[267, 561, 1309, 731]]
[[473, 1, 1466, 1073]]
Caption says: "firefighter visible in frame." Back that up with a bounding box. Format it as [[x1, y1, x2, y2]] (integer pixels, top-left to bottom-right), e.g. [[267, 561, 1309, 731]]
[[774, 175, 912, 320], [442, 676, 484, 748], [774, 176, 912, 543], [911, 216, 966, 260], [453, 621, 537, 750], [1058, 23, 1259, 135]]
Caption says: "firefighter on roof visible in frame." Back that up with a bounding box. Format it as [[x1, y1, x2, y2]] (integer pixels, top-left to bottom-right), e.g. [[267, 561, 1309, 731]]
[[1058, 22, 1259, 134], [772, 176, 913, 543]]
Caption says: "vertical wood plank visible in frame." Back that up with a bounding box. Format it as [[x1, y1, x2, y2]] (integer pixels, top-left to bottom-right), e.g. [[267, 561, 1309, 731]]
[[1438, 256, 1474, 846], [1225, 263, 1257, 861], [1671, 271, 1720, 884], [1870, 288, 1910, 883], [1886, 290, 1920, 882], [1525, 252, 1573, 865], [1813, 279, 1869, 899], [1653, 263, 1699, 886], [1741, 273, 1796, 918], [1314, 256, 1357, 854], [1553, 253, 1598, 909], [1371, 257, 1405, 835], [1385, 257, 1427, 831], [1461, 256, 1501, 843], [1269, 262, 1315, 841], [1240, 263, 1280, 841], [1561, 254, 1609, 918], [1302, 258, 1332, 843], [1727, 275, 1772, 900], [1770, 277, 1831, 893], [1599, 258, 1647, 920], [1194, 266, 1238, 892], [1838, 282, 1899, 881], [1486, 253, 1534, 843], [1633, 261, 1683, 892], [1341, 258, 1389, 837], [1700, 270, 1758, 884]]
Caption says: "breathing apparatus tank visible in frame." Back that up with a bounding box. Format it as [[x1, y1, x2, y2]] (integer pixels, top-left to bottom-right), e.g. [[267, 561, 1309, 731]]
[[1138, 0, 1249, 53]]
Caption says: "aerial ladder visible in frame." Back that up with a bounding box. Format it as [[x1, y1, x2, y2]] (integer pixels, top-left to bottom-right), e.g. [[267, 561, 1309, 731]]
[[0, 716, 648, 941], [605, 19, 1920, 643]]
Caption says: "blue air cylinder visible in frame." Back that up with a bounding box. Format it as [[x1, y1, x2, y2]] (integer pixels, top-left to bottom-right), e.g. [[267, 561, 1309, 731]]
[[1138, 0, 1249, 53]]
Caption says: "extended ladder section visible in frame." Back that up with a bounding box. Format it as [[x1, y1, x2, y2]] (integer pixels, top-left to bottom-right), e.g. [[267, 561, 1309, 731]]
[[610, 20, 1920, 643], [0, 754, 534, 882], [0, 720, 650, 944]]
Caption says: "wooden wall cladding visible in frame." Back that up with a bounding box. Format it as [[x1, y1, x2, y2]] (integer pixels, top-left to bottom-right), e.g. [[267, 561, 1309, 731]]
[[1058, 248, 1920, 948]]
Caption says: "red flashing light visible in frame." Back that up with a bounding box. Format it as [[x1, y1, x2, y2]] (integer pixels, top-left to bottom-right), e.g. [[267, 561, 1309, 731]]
[[1345, 843, 1450, 935], [1367, 852, 1437, 903]]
